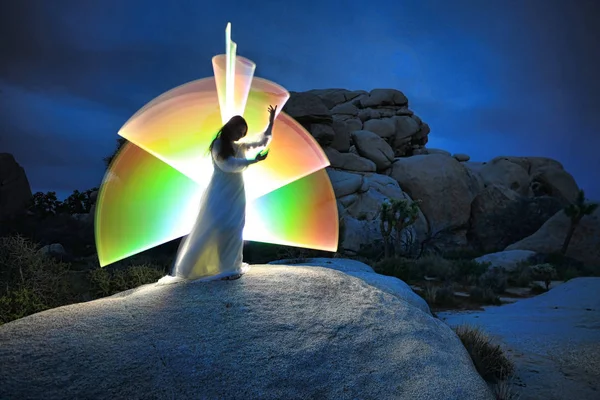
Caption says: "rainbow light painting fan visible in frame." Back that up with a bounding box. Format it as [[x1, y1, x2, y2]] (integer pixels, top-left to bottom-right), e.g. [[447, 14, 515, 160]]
[[95, 23, 339, 267]]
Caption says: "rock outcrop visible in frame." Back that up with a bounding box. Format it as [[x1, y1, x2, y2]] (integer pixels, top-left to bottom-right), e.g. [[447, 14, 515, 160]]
[[0, 153, 32, 220], [474, 250, 538, 272], [0, 260, 493, 400], [283, 89, 592, 262], [468, 184, 563, 253], [506, 207, 600, 267]]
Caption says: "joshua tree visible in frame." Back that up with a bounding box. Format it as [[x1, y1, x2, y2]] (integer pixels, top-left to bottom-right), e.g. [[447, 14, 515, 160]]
[[531, 264, 557, 290], [561, 189, 598, 255], [379, 198, 421, 258], [380, 202, 394, 258], [391, 199, 421, 257]]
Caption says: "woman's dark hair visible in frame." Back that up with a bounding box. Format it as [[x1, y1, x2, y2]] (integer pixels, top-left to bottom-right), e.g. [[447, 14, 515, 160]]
[[208, 115, 248, 159]]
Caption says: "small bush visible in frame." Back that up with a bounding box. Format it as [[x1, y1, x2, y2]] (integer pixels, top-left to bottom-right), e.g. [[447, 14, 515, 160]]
[[0, 235, 73, 325], [453, 324, 515, 383], [530, 263, 557, 290], [373, 257, 421, 283], [507, 262, 533, 288], [469, 286, 501, 305], [442, 248, 487, 260], [490, 378, 521, 400], [89, 263, 166, 297], [533, 252, 598, 280], [529, 283, 547, 295], [415, 254, 456, 282], [431, 284, 456, 306], [0, 287, 47, 323], [478, 268, 508, 294], [453, 259, 489, 285], [419, 284, 456, 307], [355, 240, 385, 262]]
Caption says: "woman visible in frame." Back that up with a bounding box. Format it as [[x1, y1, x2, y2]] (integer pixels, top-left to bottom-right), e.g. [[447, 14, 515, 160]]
[[170, 105, 277, 281]]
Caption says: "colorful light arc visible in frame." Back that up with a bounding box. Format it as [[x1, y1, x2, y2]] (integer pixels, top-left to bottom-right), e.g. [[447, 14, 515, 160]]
[[95, 23, 339, 267]]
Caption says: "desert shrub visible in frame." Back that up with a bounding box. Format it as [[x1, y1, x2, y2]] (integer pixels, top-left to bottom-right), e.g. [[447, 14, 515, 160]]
[[490, 378, 521, 400], [0, 212, 96, 258], [533, 252, 598, 279], [435, 284, 456, 306], [0, 235, 74, 324], [478, 268, 508, 294], [514, 270, 533, 288], [61, 189, 97, 215], [453, 259, 489, 285], [508, 262, 533, 288], [414, 254, 457, 282], [26, 189, 97, 217], [421, 283, 456, 307], [0, 287, 47, 324], [89, 263, 166, 297], [373, 257, 421, 283], [469, 286, 501, 305], [442, 248, 487, 260], [530, 263, 557, 290], [529, 282, 547, 295], [355, 240, 385, 262], [453, 324, 514, 383], [27, 191, 62, 218]]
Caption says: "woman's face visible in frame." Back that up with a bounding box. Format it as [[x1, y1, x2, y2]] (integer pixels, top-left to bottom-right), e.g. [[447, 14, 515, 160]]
[[234, 125, 247, 141]]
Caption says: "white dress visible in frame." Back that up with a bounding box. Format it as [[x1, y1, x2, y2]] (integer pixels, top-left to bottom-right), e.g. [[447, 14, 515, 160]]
[[171, 129, 271, 281]]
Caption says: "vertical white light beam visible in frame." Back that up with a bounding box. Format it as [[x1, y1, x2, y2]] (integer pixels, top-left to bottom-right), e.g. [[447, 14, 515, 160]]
[[224, 23, 237, 122]]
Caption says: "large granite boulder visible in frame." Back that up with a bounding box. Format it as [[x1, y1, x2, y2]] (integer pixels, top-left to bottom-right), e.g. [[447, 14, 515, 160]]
[[359, 89, 408, 108], [351, 130, 395, 170], [391, 154, 479, 236], [468, 184, 563, 253], [481, 156, 579, 205], [0, 261, 492, 400], [282, 91, 332, 135], [306, 89, 367, 109], [474, 250, 538, 272], [324, 147, 376, 172], [0, 153, 32, 221], [479, 158, 532, 197], [506, 207, 600, 266]]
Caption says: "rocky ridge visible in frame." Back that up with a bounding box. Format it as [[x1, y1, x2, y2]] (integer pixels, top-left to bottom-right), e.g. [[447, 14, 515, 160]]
[[283, 88, 597, 265]]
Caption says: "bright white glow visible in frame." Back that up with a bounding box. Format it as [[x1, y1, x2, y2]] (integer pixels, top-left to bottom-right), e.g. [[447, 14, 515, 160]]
[[224, 22, 237, 124]]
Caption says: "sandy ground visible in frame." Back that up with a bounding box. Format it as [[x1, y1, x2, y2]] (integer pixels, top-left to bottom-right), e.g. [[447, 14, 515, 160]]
[[438, 278, 600, 400]]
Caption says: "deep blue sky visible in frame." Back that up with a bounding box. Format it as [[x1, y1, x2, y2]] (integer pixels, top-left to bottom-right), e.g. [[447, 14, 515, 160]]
[[1, 0, 598, 200]]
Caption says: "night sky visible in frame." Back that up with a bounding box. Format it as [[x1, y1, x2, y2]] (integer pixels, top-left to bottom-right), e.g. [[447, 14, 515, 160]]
[[1, 0, 598, 200]]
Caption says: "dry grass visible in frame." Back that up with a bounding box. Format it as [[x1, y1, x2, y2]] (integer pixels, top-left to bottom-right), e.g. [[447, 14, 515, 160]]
[[490, 378, 521, 399], [453, 324, 515, 383]]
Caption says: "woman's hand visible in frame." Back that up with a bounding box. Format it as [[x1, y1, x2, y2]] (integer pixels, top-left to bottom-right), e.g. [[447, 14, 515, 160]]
[[268, 105, 277, 124], [255, 150, 269, 162]]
